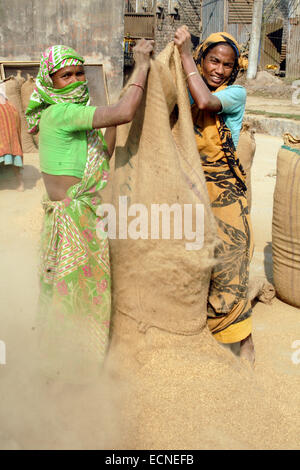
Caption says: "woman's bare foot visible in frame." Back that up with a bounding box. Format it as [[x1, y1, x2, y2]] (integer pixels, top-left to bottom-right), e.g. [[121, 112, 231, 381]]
[[240, 334, 255, 366]]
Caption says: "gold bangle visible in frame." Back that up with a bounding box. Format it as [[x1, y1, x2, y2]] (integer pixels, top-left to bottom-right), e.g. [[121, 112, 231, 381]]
[[129, 83, 145, 92], [186, 71, 198, 80]]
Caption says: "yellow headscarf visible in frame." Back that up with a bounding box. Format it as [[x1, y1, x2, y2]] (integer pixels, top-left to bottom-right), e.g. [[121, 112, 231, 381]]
[[191, 32, 247, 189], [194, 32, 242, 89]]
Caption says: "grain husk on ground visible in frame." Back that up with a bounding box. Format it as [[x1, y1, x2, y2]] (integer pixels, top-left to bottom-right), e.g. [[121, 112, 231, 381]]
[[105, 316, 299, 450]]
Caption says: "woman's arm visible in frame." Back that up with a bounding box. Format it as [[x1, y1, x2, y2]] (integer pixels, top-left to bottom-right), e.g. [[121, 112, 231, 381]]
[[92, 39, 154, 129], [174, 26, 222, 112], [104, 126, 116, 158]]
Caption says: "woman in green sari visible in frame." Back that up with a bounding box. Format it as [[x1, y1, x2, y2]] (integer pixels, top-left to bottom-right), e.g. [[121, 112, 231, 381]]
[[26, 41, 153, 382]]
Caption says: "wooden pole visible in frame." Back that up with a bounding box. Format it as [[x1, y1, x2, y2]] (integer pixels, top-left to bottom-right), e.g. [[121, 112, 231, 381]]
[[247, 0, 264, 79]]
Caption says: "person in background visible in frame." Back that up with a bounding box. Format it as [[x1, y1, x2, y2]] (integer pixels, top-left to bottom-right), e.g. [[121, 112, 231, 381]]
[[25, 40, 153, 381], [174, 26, 254, 364], [0, 89, 24, 191]]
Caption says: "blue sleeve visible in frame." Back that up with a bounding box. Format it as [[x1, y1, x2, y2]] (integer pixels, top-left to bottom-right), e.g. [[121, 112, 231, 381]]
[[214, 85, 246, 115], [188, 88, 194, 106]]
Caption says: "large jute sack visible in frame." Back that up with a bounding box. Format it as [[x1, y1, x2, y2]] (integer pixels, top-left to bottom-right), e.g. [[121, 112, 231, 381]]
[[236, 122, 256, 211], [5, 76, 23, 115], [21, 75, 39, 148], [102, 45, 298, 451], [5, 76, 37, 153], [20, 74, 35, 112], [106, 43, 218, 335], [15, 69, 25, 87], [272, 133, 300, 307]]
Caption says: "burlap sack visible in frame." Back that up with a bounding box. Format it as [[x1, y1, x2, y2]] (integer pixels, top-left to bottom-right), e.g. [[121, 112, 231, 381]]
[[20, 74, 35, 112], [5, 76, 23, 116], [15, 69, 25, 87], [21, 74, 39, 148], [236, 122, 256, 211], [101, 47, 298, 451], [272, 133, 300, 307], [5, 76, 37, 153], [107, 43, 217, 336]]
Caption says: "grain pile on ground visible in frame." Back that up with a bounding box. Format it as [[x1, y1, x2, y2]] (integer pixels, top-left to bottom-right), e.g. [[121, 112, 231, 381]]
[[106, 319, 298, 449], [272, 133, 300, 307]]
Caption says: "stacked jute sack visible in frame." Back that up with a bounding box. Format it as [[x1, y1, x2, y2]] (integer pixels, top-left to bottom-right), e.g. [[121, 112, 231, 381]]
[[272, 133, 300, 307], [102, 44, 291, 450], [236, 122, 256, 212], [5, 71, 38, 153]]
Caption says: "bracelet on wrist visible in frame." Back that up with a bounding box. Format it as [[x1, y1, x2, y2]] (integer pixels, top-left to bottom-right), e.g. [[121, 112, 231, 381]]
[[185, 71, 198, 81], [128, 83, 145, 92]]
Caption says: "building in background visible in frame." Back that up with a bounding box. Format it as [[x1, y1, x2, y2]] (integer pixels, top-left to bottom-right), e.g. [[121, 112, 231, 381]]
[[0, 0, 125, 101], [124, 0, 202, 71], [202, 0, 300, 80], [284, 0, 300, 79], [200, 1, 253, 45]]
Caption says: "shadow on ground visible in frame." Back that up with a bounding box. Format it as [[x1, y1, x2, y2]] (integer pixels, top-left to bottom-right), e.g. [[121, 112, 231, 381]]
[[264, 241, 273, 283], [0, 164, 41, 191]]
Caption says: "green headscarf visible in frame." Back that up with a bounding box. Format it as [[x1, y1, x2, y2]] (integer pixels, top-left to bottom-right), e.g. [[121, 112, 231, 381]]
[[26, 45, 89, 134]]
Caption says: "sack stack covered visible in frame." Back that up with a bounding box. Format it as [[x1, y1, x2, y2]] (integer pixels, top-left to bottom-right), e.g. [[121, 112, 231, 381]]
[[20, 74, 39, 148], [5, 73, 37, 153], [272, 133, 300, 307]]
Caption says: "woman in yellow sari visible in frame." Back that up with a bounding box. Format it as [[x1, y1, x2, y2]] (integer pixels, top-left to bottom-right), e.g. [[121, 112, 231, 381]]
[[174, 27, 254, 363]]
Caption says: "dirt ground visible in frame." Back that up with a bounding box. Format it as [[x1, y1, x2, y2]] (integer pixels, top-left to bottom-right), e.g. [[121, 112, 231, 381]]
[[237, 70, 295, 100], [0, 133, 299, 449], [246, 95, 300, 117]]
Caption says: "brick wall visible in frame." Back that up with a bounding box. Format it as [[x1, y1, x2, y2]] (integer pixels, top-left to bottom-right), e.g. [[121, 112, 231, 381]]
[[155, 0, 202, 54]]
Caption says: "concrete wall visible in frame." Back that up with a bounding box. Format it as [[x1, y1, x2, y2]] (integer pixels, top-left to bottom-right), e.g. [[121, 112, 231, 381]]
[[0, 0, 125, 101]]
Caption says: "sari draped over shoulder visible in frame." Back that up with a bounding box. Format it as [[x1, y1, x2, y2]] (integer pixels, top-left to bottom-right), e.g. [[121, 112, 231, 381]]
[[38, 129, 111, 382], [192, 33, 253, 344], [25, 45, 111, 382]]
